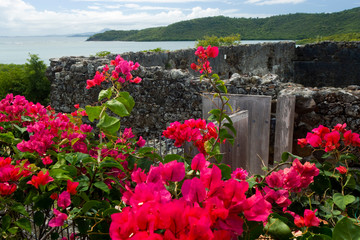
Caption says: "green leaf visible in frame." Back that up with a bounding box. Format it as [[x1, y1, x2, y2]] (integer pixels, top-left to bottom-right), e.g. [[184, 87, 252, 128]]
[[34, 211, 45, 226], [310, 174, 331, 195], [103, 208, 120, 217], [106, 99, 129, 117], [224, 123, 236, 136], [164, 154, 184, 163], [11, 203, 29, 217], [85, 105, 103, 122], [216, 163, 231, 180], [0, 132, 15, 144], [321, 152, 332, 159], [1, 215, 11, 230], [15, 218, 31, 233], [98, 88, 112, 101], [264, 218, 292, 240], [50, 168, 72, 180], [61, 165, 78, 177], [333, 193, 356, 210], [344, 174, 356, 189], [138, 147, 156, 154], [97, 112, 120, 135], [117, 91, 135, 113], [333, 217, 360, 240], [81, 200, 101, 214], [75, 218, 89, 234], [225, 102, 233, 112], [94, 182, 110, 194], [8, 227, 18, 234], [100, 158, 125, 171], [211, 73, 220, 80], [281, 151, 303, 162]]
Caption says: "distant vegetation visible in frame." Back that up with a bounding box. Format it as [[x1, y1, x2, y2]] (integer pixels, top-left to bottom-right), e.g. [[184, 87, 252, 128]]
[[95, 51, 111, 57], [296, 32, 360, 45], [87, 7, 360, 41], [140, 47, 169, 53], [0, 54, 50, 105], [196, 34, 241, 47]]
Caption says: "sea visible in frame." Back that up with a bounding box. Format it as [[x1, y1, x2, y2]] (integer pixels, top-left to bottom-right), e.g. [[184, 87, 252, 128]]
[[0, 36, 287, 65]]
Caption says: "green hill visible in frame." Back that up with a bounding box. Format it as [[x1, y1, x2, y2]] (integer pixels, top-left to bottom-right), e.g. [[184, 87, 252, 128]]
[[87, 7, 360, 41]]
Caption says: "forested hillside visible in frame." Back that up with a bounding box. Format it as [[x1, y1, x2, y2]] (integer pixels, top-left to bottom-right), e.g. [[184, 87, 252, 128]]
[[87, 7, 360, 41]]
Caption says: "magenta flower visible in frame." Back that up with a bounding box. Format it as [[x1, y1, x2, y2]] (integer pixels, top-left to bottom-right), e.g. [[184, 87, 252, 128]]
[[27, 170, 54, 189], [160, 161, 185, 183], [182, 178, 206, 203], [336, 166, 347, 174], [49, 208, 68, 227], [58, 191, 71, 209], [136, 136, 146, 147]]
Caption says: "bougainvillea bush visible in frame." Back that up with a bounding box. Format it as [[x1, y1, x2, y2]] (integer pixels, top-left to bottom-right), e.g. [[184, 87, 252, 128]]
[[0, 46, 359, 240]]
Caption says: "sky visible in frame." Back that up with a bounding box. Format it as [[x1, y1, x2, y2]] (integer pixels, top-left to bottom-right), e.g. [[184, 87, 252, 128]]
[[0, 0, 359, 36]]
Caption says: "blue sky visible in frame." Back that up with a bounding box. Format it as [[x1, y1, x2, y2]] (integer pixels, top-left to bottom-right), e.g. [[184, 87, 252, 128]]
[[0, 0, 359, 36]]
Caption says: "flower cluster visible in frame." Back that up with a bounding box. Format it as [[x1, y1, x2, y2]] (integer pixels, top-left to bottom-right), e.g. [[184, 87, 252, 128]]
[[110, 153, 272, 240], [265, 158, 319, 193], [162, 119, 218, 155], [298, 123, 360, 152], [190, 45, 219, 75], [294, 209, 320, 228], [0, 157, 31, 196], [86, 55, 141, 89]]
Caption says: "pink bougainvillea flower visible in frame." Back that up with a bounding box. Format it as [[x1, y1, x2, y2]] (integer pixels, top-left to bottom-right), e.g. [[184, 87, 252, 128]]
[[0, 182, 17, 196], [80, 124, 93, 133], [306, 132, 322, 148], [294, 215, 305, 228], [344, 130, 360, 147], [50, 192, 58, 200], [131, 168, 147, 184], [241, 189, 272, 222], [67, 180, 79, 195], [42, 156, 53, 165], [27, 170, 54, 189], [58, 191, 71, 209], [304, 209, 320, 227], [49, 208, 68, 227], [182, 177, 206, 203], [312, 125, 330, 138], [191, 153, 207, 172], [297, 138, 307, 148], [335, 166, 347, 174], [205, 45, 219, 58], [74, 104, 80, 109], [324, 130, 340, 152], [136, 136, 146, 147], [231, 168, 248, 181], [332, 123, 347, 133], [160, 161, 185, 183]]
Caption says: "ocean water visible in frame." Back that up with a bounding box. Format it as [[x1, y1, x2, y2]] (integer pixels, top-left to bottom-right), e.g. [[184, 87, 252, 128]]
[[0, 36, 285, 65]]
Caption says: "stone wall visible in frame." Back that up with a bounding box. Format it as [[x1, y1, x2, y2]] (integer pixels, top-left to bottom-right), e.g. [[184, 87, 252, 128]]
[[294, 41, 360, 87], [46, 41, 360, 139]]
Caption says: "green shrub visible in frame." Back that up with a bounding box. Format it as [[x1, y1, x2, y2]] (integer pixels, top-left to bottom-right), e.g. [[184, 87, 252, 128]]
[[95, 51, 111, 57], [141, 47, 169, 53], [296, 32, 360, 45], [196, 34, 241, 47], [24, 54, 50, 105], [0, 54, 50, 105]]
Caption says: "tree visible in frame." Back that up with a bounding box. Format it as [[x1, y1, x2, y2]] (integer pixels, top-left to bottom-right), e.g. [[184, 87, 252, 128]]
[[24, 54, 50, 105]]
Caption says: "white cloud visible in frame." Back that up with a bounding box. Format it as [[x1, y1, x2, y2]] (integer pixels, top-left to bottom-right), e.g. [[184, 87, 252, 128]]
[[245, 0, 306, 5], [0, 0, 225, 36], [72, 0, 212, 2]]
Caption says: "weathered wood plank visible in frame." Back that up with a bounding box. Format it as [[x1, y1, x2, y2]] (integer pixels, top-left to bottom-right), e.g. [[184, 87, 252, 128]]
[[274, 94, 296, 164], [220, 110, 249, 170], [202, 93, 271, 174]]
